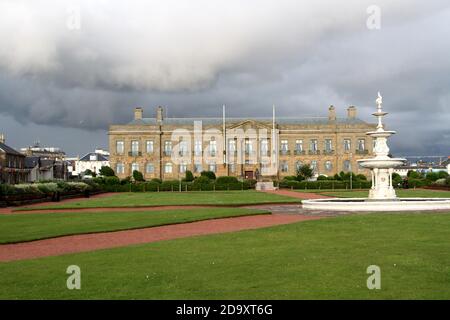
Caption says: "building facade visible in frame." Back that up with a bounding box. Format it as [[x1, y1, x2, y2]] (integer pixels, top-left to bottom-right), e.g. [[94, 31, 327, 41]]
[[68, 149, 110, 177], [109, 106, 376, 181], [0, 135, 29, 184]]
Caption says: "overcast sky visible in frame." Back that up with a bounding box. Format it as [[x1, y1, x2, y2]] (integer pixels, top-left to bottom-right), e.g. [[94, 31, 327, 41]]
[[0, 0, 449, 157]]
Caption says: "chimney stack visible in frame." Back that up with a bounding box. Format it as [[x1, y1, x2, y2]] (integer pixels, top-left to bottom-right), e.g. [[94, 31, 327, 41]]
[[156, 106, 164, 124], [0, 133, 4, 144], [347, 106, 357, 119], [134, 107, 143, 121], [328, 105, 336, 121]]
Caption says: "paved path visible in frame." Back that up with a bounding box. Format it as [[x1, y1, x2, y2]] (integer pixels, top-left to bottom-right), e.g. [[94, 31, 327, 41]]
[[262, 189, 334, 200], [0, 213, 326, 262]]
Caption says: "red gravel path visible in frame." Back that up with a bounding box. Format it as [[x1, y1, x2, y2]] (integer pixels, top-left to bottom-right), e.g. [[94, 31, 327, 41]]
[[262, 189, 333, 199], [0, 214, 324, 262]]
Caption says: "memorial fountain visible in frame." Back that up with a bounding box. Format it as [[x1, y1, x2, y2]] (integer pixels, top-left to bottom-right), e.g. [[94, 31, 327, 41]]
[[302, 93, 450, 211]]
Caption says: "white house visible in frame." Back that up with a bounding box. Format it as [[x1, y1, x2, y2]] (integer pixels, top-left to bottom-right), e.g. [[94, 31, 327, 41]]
[[70, 149, 110, 177]]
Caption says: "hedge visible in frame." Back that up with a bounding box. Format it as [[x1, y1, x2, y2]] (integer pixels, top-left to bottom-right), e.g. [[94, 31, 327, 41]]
[[278, 180, 372, 190]]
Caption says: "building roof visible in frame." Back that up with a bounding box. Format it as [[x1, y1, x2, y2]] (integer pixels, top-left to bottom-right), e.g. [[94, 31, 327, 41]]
[[127, 117, 367, 126], [79, 152, 109, 162], [0, 142, 24, 157]]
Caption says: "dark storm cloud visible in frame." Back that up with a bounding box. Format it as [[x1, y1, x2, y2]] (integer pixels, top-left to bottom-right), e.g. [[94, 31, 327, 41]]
[[0, 0, 449, 156]]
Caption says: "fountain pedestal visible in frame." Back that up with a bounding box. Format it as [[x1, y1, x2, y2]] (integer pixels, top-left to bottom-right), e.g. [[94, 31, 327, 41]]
[[357, 93, 405, 200]]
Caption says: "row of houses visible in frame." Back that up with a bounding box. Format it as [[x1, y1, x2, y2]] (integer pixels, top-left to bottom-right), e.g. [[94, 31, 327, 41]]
[[0, 135, 110, 184]]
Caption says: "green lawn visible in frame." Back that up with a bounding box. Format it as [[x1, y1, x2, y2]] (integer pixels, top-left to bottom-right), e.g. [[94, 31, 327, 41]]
[[16, 191, 298, 211], [1, 213, 450, 299], [319, 189, 450, 199], [0, 208, 268, 244]]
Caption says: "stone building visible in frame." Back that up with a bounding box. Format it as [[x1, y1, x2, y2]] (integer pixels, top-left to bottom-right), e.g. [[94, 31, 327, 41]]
[[109, 106, 376, 181], [0, 134, 29, 184]]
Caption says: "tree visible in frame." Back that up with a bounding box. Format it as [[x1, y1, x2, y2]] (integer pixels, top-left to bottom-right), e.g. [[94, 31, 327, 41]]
[[296, 164, 313, 181], [99, 166, 115, 177], [185, 170, 194, 182], [84, 169, 96, 177], [132, 170, 144, 182], [407, 170, 422, 179], [201, 171, 216, 180]]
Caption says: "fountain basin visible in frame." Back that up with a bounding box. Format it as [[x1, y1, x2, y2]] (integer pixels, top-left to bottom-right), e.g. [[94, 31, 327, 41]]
[[302, 198, 450, 212], [358, 158, 405, 169]]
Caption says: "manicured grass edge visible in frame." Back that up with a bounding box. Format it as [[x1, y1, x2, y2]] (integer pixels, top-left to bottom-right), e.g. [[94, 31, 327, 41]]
[[12, 201, 301, 212], [0, 210, 270, 245]]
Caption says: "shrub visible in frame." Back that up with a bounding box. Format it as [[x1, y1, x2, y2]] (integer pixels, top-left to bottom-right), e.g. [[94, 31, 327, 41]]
[[150, 178, 162, 184], [356, 174, 367, 181], [446, 176, 450, 186], [99, 166, 115, 177], [438, 171, 449, 179], [407, 179, 431, 188], [194, 176, 211, 185], [185, 170, 194, 182], [283, 176, 297, 181], [216, 176, 239, 184], [407, 170, 422, 179], [132, 170, 145, 182], [104, 176, 120, 185], [36, 182, 58, 194], [296, 164, 313, 181], [201, 171, 216, 180], [434, 178, 447, 186], [425, 172, 439, 182], [121, 176, 131, 185], [244, 179, 257, 188]]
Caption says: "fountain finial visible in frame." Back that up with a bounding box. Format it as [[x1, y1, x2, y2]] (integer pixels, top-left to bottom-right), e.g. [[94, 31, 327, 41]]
[[376, 91, 383, 108]]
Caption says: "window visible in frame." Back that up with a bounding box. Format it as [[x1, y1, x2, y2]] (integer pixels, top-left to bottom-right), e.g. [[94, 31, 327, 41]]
[[295, 140, 303, 152], [146, 140, 154, 153], [229, 163, 236, 173], [325, 139, 333, 152], [310, 139, 318, 152], [164, 162, 173, 174], [245, 139, 253, 154], [295, 160, 303, 171], [280, 161, 289, 172], [281, 140, 289, 153], [194, 163, 202, 173], [325, 161, 333, 171], [358, 139, 366, 151], [209, 163, 217, 173], [228, 139, 236, 153], [131, 162, 139, 172], [131, 140, 139, 153], [344, 160, 351, 172], [89, 154, 97, 161], [179, 140, 188, 156], [311, 160, 318, 172], [179, 162, 187, 173], [209, 140, 217, 156], [146, 163, 154, 174], [116, 141, 124, 154], [194, 140, 202, 156], [344, 139, 351, 152], [260, 139, 268, 156], [164, 141, 172, 156], [116, 163, 125, 174]]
